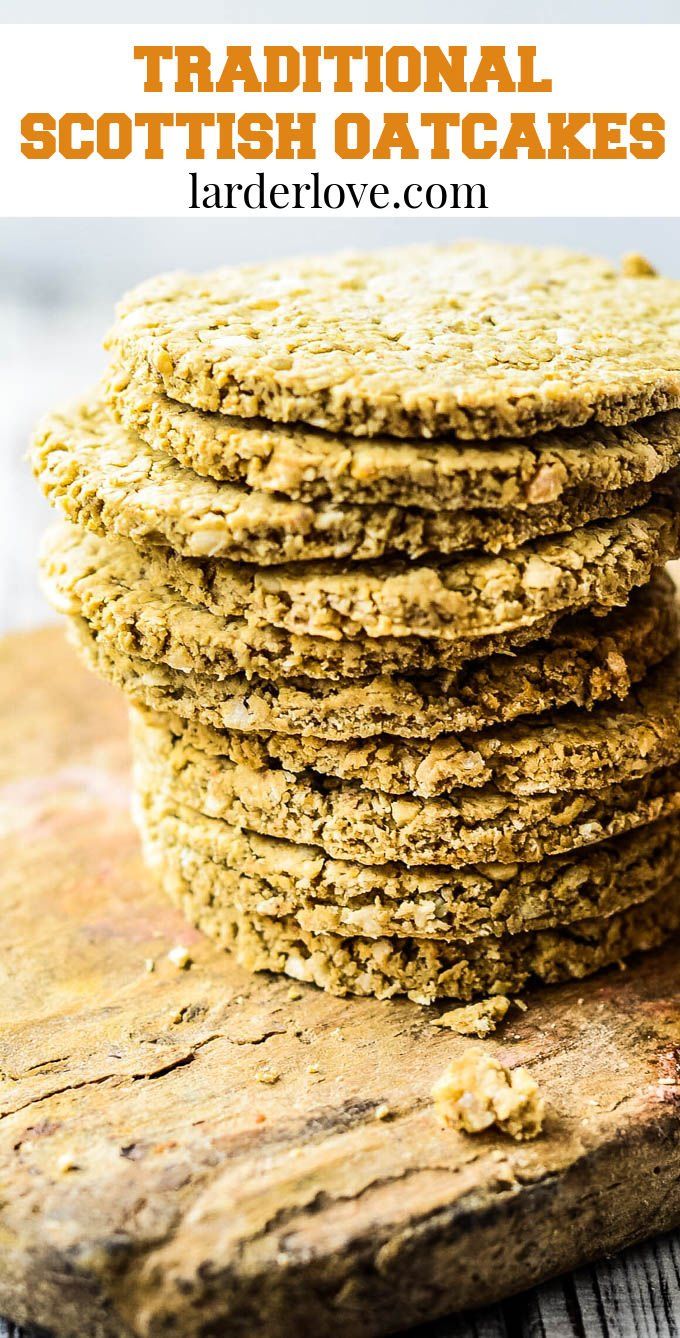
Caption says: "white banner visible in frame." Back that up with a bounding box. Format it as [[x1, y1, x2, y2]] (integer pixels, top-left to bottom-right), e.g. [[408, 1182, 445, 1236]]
[[0, 23, 678, 216]]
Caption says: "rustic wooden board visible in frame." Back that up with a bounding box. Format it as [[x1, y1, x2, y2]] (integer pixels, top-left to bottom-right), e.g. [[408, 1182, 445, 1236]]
[[0, 627, 679, 1338]]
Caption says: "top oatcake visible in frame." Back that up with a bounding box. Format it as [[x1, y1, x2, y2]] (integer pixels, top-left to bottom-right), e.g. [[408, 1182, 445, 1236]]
[[106, 242, 680, 441]]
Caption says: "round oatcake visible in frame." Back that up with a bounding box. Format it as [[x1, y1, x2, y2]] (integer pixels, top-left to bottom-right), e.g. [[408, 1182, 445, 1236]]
[[139, 828, 680, 1002], [130, 707, 680, 869], [32, 396, 675, 564], [63, 572, 676, 740], [106, 242, 680, 439], [136, 651, 680, 798], [133, 791, 680, 944], [40, 485, 680, 647], [105, 360, 680, 510]]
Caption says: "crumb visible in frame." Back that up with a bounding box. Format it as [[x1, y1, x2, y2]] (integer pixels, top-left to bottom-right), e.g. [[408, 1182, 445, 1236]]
[[56, 1153, 79, 1174], [307, 1064, 321, 1075], [255, 1066, 280, 1085], [254, 1112, 266, 1123], [167, 945, 191, 970], [432, 1047, 544, 1141], [287, 986, 303, 1001], [513, 999, 528, 1012], [621, 252, 657, 277], [374, 1104, 391, 1121], [144, 958, 155, 973], [431, 996, 512, 1037]]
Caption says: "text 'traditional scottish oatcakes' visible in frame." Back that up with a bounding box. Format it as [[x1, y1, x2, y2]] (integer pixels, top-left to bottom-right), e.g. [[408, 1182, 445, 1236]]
[[32, 241, 680, 1002]]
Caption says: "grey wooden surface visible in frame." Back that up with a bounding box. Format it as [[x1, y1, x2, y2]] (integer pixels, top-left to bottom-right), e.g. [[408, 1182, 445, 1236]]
[[1, 227, 678, 1337]]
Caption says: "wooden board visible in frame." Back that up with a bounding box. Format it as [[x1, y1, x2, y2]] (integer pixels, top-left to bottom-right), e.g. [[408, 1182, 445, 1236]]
[[0, 627, 679, 1338]]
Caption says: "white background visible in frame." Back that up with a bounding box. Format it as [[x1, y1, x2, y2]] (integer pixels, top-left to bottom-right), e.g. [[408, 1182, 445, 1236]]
[[1, 23, 679, 217]]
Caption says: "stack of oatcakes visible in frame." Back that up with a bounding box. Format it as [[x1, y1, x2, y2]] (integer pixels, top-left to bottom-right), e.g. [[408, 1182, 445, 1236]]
[[32, 243, 680, 1003]]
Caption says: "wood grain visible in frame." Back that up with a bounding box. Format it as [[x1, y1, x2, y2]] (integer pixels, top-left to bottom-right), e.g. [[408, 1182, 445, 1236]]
[[0, 627, 679, 1338]]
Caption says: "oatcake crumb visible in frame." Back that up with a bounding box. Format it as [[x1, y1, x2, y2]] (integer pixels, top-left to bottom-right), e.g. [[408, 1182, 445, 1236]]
[[432, 1048, 544, 1141], [56, 1153, 79, 1174], [432, 996, 512, 1037], [167, 945, 191, 970], [255, 1066, 280, 1085], [621, 253, 657, 278]]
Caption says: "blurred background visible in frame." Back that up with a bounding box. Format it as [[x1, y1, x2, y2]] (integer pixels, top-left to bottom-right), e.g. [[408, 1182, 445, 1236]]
[[2, 215, 679, 634]]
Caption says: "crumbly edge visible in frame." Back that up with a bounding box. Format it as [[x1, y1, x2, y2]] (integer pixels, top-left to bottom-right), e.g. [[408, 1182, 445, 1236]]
[[142, 834, 680, 1003], [134, 790, 680, 942], [42, 523, 601, 683], [40, 496, 680, 662], [59, 572, 677, 742], [30, 394, 675, 564], [138, 647, 680, 799], [109, 494, 680, 642], [131, 718, 680, 868], [105, 360, 680, 510]]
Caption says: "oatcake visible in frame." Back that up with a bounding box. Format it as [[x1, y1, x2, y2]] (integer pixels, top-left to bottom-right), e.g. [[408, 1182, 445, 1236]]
[[140, 832, 680, 1003], [41, 523, 629, 683], [133, 790, 680, 942], [137, 652, 680, 798], [130, 710, 680, 868], [40, 484, 680, 645], [106, 243, 680, 440], [32, 396, 671, 563], [106, 361, 680, 511], [60, 572, 677, 740]]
